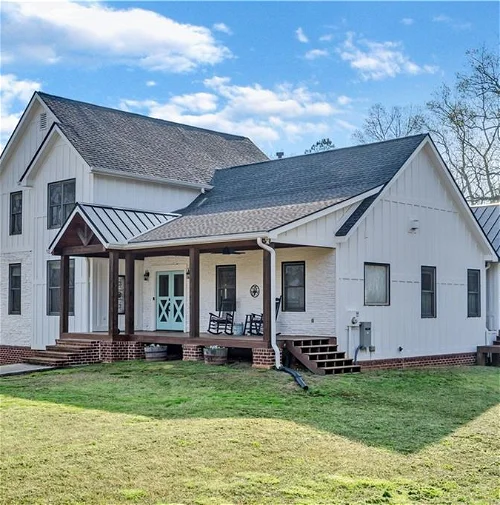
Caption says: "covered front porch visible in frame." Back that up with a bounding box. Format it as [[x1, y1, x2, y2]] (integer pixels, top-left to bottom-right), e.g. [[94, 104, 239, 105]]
[[42, 202, 342, 370]]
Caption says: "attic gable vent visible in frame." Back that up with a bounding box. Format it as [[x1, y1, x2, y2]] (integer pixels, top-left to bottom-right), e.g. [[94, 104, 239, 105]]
[[39, 112, 47, 130]]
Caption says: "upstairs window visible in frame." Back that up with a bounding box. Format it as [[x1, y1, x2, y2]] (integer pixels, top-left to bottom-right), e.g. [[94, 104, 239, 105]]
[[467, 269, 481, 317], [10, 191, 22, 235], [48, 179, 75, 229], [47, 260, 75, 316], [216, 265, 236, 311], [364, 263, 390, 306], [8, 264, 21, 315], [421, 266, 437, 318], [282, 261, 306, 311]]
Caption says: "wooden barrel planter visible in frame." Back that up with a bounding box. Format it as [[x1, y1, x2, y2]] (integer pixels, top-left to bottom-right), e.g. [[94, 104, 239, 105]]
[[144, 345, 168, 361], [203, 346, 228, 365]]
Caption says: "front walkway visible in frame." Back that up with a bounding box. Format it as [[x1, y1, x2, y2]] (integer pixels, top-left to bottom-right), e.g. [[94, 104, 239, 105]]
[[0, 363, 55, 377]]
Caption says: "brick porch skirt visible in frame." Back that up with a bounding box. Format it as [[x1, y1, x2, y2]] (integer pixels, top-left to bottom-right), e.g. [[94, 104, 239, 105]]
[[0, 345, 37, 365], [360, 352, 477, 371]]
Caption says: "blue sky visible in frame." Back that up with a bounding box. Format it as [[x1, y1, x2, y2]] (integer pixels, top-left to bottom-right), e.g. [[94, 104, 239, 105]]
[[1, 1, 498, 156]]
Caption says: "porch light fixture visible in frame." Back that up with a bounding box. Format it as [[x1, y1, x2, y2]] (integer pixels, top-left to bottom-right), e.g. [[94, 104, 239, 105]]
[[144, 270, 150, 281], [186, 268, 190, 278]]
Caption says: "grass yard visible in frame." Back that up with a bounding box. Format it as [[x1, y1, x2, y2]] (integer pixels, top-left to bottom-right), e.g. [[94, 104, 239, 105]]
[[0, 362, 499, 505]]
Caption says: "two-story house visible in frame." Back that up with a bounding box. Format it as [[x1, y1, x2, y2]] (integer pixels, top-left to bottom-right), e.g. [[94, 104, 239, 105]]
[[1, 92, 497, 372]]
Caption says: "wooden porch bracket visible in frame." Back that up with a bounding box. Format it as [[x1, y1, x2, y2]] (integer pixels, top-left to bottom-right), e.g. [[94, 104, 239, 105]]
[[189, 247, 200, 338], [125, 252, 135, 336], [59, 255, 70, 336], [108, 250, 120, 339]]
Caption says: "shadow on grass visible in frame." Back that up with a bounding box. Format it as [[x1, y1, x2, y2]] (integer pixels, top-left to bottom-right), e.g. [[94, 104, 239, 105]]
[[1, 360, 499, 454]]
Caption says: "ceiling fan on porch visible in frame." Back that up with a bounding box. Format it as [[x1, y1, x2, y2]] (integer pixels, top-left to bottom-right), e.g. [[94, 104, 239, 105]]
[[220, 246, 245, 255]]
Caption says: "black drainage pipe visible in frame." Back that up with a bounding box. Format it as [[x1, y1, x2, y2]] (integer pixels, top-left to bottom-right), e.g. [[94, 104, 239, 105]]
[[278, 366, 308, 390]]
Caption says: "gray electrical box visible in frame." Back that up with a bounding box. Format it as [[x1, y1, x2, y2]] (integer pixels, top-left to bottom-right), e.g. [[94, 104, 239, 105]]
[[359, 322, 372, 348]]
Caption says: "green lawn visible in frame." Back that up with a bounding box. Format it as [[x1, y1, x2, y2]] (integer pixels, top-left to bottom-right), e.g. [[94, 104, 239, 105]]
[[0, 362, 499, 505]]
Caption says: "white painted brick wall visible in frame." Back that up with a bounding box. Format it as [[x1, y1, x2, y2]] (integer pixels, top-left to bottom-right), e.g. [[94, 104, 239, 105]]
[[141, 247, 336, 337], [0, 251, 33, 346]]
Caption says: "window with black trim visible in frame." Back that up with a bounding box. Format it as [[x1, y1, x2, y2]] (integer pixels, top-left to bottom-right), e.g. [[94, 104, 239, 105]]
[[282, 261, 305, 312], [421, 266, 436, 318], [47, 260, 75, 315], [10, 192, 22, 235], [364, 263, 390, 306], [8, 264, 21, 314], [48, 179, 76, 229], [216, 265, 236, 311], [467, 269, 481, 317]]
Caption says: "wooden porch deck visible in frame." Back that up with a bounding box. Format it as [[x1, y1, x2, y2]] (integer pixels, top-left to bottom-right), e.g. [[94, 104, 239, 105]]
[[60, 331, 306, 349]]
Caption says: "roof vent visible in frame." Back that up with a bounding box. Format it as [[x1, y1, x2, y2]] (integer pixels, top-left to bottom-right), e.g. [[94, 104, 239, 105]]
[[276, 152, 284, 159], [39, 112, 47, 130]]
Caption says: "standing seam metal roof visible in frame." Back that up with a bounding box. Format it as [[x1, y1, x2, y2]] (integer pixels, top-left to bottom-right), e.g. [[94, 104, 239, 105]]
[[472, 204, 500, 257]]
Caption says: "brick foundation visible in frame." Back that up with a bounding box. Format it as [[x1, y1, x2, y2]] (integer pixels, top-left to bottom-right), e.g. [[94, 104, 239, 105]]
[[252, 348, 278, 369], [360, 352, 477, 371], [0, 345, 37, 365], [99, 341, 145, 363], [182, 344, 204, 361]]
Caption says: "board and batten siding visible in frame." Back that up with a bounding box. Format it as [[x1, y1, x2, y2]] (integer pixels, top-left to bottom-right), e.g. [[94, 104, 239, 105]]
[[486, 262, 500, 333], [29, 136, 93, 349], [92, 174, 201, 214], [276, 204, 355, 247], [336, 145, 488, 361]]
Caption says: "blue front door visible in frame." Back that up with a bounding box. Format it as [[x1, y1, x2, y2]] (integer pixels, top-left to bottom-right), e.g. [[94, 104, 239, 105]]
[[156, 271, 185, 331]]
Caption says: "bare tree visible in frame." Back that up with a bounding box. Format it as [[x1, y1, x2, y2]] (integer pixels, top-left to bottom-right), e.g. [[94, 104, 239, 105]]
[[352, 104, 426, 144], [304, 137, 335, 154], [426, 47, 499, 204]]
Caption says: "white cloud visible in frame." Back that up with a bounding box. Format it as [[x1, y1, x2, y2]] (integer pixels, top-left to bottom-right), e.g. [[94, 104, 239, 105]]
[[338, 32, 438, 80], [296, 27, 309, 43], [401, 18, 414, 26], [319, 34, 334, 42], [120, 77, 342, 145], [304, 49, 329, 60], [146, 81, 157, 87], [337, 95, 353, 106], [2, 0, 231, 73], [212, 22, 232, 35], [0, 74, 41, 149], [432, 14, 471, 30]]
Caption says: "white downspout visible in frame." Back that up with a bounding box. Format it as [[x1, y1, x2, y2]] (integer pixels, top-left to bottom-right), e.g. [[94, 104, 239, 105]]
[[257, 237, 281, 368]]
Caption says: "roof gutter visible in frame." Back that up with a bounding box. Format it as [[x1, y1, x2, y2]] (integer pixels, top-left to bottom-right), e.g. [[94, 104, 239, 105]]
[[90, 166, 213, 191]]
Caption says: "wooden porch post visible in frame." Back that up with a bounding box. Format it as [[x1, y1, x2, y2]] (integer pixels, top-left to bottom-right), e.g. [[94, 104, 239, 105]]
[[262, 247, 272, 346], [108, 250, 120, 339], [125, 252, 135, 336], [59, 255, 70, 337], [189, 247, 200, 338]]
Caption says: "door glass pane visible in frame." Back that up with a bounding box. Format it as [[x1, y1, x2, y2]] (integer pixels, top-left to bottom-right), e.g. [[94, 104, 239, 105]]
[[159, 275, 169, 297], [174, 274, 184, 297]]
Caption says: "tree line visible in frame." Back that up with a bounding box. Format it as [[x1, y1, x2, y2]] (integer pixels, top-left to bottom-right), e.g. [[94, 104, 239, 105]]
[[306, 47, 499, 204]]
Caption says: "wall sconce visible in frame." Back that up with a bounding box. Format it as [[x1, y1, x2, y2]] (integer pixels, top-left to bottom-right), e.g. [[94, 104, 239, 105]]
[[144, 270, 150, 281], [186, 268, 190, 278]]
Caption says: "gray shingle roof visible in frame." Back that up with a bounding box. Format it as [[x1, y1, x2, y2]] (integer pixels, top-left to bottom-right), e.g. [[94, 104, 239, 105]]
[[36, 92, 268, 185], [473, 204, 500, 258], [133, 134, 427, 242]]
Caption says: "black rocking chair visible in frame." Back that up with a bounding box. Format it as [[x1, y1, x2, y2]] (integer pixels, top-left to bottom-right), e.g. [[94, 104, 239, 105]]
[[208, 298, 235, 335], [244, 296, 282, 336]]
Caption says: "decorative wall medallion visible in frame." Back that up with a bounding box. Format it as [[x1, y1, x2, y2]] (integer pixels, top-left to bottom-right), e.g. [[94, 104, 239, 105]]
[[250, 284, 260, 298]]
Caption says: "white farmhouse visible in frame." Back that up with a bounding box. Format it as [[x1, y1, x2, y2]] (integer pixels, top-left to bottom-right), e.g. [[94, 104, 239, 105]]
[[1, 93, 497, 372]]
